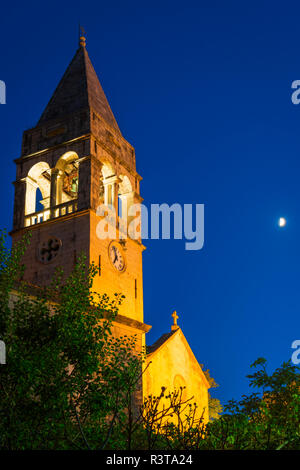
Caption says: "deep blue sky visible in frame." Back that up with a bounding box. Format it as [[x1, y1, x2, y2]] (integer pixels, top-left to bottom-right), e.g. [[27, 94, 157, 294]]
[[1, 1, 300, 405]]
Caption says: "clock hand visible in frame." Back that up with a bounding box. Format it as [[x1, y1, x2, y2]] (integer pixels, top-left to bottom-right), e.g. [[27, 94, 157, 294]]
[[112, 246, 118, 263]]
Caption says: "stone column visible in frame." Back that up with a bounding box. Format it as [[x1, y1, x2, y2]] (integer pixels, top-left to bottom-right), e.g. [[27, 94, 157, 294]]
[[50, 168, 59, 214], [24, 176, 38, 216], [90, 158, 103, 211], [103, 175, 120, 215], [77, 156, 91, 211], [12, 178, 27, 230], [56, 170, 64, 205]]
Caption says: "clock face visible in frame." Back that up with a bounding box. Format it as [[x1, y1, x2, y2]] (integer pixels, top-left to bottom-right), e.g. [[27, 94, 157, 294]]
[[109, 242, 126, 272]]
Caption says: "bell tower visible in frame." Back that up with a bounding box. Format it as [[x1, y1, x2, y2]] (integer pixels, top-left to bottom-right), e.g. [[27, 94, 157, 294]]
[[11, 34, 150, 344]]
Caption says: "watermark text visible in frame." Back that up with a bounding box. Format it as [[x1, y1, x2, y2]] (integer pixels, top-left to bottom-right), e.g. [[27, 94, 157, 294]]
[[0, 81, 6, 104], [96, 203, 204, 251]]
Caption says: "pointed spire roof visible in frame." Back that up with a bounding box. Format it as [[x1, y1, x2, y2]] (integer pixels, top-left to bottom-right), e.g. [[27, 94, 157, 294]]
[[38, 42, 120, 133]]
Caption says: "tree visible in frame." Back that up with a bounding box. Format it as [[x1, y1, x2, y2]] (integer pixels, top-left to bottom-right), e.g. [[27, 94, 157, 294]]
[[0, 231, 143, 450], [202, 365, 223, 421], [202, 358, 300, 450], [1, 231, 299, 450]]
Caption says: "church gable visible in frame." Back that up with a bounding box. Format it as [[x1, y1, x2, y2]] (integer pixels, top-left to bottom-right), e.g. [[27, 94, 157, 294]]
[[144, 327, 210, 422]]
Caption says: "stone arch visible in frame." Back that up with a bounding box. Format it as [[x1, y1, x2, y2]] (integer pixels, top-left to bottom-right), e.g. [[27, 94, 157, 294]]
[[55, 151, 79, 172], [25, 161, 51, 215], [101, 161, 115, 180], [118, 175, 132, 195]]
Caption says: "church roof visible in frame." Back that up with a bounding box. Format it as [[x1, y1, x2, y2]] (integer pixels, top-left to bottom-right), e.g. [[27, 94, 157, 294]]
[[38, 43, 121, 133], [146, 331, 177, 355]]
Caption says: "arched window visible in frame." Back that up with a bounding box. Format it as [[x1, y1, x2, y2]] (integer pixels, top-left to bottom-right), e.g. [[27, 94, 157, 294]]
[[25, 162, 51, 216], [101, 162, 116, 207]]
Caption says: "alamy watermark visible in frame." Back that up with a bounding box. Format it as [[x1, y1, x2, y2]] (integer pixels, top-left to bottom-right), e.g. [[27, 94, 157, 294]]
[[0, 80, 6, 104], [96, 203, 204, 251], [290, 80, 300, 104], [0, 340, 6, 364], [291, 340, 300, 365]]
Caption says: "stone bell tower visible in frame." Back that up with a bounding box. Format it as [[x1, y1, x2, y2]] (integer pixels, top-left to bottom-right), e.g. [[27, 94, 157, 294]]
[[11, 34, 150, 346]]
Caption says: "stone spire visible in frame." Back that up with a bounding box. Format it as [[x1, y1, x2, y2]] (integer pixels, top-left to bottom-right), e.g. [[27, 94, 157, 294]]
[[37, 39, 120, 134]]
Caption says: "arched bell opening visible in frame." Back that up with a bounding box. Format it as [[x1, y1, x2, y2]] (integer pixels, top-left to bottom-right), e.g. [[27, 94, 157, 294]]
[[100, 162, 117, 207], [53, 152, 79, 207], [25, 162, 51, 216]]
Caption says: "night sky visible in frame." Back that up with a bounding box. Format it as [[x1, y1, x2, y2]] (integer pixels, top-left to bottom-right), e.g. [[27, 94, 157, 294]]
[[1, 1, 300, 405]]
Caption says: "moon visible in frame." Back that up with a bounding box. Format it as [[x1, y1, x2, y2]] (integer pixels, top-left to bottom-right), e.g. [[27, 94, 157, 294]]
[[278, 217, 286, 227]]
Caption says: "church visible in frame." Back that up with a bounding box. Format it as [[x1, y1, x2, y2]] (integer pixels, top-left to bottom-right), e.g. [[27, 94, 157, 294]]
[[10, 34, 210, 423]]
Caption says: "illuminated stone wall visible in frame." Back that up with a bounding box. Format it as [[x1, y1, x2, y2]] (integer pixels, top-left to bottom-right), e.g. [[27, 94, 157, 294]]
[[144, 328, 210, 424]]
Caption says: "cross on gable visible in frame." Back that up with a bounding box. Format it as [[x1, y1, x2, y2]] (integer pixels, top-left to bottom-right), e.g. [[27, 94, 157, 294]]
[[172, 310, 179, 326]]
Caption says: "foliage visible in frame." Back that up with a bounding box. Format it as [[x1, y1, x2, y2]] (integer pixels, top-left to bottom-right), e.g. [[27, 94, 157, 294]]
[[201, 358, 300, 450], [142, 359, 300, 451], [0, 231, 299, 450], [0, 231, 143, 450], [202, 365, 223, 421]]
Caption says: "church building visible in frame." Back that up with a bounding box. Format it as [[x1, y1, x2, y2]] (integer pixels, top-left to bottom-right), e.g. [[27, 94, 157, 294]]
[[11, 34, 210, 423]]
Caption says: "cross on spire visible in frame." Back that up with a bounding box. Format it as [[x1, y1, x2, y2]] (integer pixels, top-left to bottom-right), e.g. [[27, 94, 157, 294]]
[[171, 310, 179, 331]]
